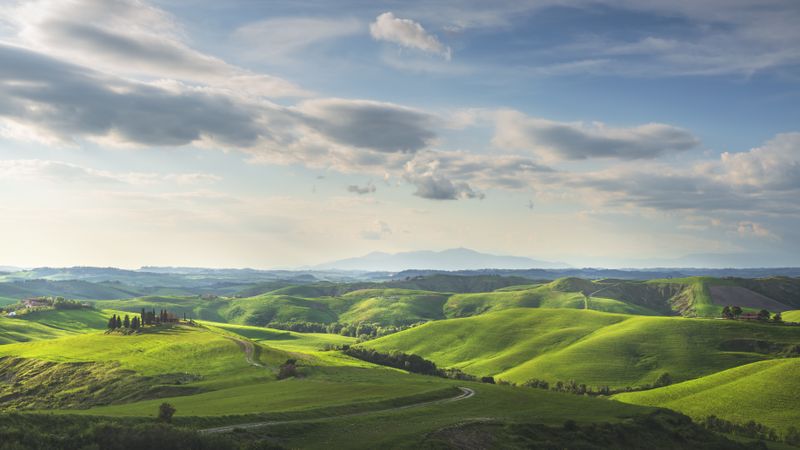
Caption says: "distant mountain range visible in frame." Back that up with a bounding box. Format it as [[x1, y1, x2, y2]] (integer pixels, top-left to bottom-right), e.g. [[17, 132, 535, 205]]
[[314, 248, 568, 271]]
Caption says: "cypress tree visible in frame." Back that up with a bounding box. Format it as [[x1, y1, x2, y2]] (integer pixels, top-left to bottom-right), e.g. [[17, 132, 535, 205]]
[[123, 315, 130, 328], [107, 315, 116, 329]]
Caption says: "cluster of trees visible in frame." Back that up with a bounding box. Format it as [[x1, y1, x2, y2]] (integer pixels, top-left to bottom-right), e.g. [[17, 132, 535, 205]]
[[265, 321, 422, 340], [52, 297, 87, 310], [107, 314, 141, 330], [340, 346, 479, 381], [107, 308, 182, 332], [721, 306, 782, 322], [342, 347, 440, 376], [522, 372, 673, 397], [699, 415, 799, 444]]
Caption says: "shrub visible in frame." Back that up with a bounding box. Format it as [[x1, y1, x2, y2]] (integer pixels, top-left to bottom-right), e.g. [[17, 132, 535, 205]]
[[158, 403, 176, 423]]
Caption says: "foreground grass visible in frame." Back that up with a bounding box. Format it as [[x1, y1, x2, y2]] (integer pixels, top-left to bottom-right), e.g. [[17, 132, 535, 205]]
[[615, 358, 800, 434], [253, 382, 657, 449]]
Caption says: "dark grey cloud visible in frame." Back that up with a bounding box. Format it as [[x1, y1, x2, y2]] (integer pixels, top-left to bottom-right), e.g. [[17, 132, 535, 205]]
[[410, 174, 483, 200], [494, 111, 699, 160], [299, 99, 437, 153], [0, 43, 264, 147], [402, 150, 553, 200], [347, 182, 377, 194]]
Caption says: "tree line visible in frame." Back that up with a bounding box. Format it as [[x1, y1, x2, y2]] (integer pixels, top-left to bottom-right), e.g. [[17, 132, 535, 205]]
[[265, 320, 423, 340], [107, 308, 184, 332], [721, 306, 783, 322]]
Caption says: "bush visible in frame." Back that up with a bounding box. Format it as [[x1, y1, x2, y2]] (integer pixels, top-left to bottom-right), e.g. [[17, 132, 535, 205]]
[[158, 403, 176, 423], [277, 359, 298, 380]]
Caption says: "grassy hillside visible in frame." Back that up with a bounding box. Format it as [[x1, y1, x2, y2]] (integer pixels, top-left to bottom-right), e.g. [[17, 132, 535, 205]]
[[615, 358, 800, 434], [782, 310, 800, 322], [0, 316, 72, 344], [444, 280, 662, 318], [93, 296, 229, 322], [366, 308, 800, 388]]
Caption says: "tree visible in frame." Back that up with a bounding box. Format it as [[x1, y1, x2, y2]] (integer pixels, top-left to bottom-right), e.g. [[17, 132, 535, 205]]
[[123, 315, 130, 328], [757, 309, 771, 321], [158, 402, 176, 423], [107, 315, 116, 330], [654, 372, 673, 387], [721, 306, 733, 319], [277, 359, 298, 380], [731, 306, 743, 319], [773, 312, 783, 323], [481, 376, 496, 384]]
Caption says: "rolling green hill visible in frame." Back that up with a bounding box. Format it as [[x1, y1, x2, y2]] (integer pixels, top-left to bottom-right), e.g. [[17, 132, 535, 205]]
[[782, 310, 800, 322], [365, 308, 800, 388], [615, 358, 800, 434]]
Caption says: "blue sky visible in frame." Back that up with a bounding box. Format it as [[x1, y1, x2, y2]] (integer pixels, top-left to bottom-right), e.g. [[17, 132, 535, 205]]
[[0, 0, 799, 268]]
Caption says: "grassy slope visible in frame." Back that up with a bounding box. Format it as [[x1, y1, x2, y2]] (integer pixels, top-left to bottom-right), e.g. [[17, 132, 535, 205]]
[[615, 358, 800, 433], [0, 308, 112, 344], [0, 316, 72, 344], [92, 296, 229, 322], [367, 308, 800, 388], [782, 310, 800, 322], [445, 280, 663, 318]]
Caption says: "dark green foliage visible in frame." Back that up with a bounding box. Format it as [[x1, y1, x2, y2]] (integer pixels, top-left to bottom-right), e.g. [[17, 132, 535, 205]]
[[343, 348, 439, 376], [700, 415, 780, 443], [266, 320, 420, 339], [0, 413, 284, 450], [481, 376, 496, 384], [722, 306, 733, 319], [276, 359, 298, 380], [653, 372, 672, 388], [773, 312, 783, 323], [732, 306, 743, 318], [422, 411, 763, 450], [158, 403, 176, 423], [123, 315, 130, 328]]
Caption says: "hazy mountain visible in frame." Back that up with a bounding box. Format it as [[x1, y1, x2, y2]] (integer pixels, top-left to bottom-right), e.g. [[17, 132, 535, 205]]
[[315, 248, 568, 271]]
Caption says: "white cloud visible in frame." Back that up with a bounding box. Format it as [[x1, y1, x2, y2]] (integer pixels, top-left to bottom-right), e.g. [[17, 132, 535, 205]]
[[233, 17, 362, 58], [370, 12, 451, 60], [0, 159, 220, 186], [737, 221, 779, 240], [717, 133, 800, 190], [4, 0, 308, 97], [492, 110, 699, 160]]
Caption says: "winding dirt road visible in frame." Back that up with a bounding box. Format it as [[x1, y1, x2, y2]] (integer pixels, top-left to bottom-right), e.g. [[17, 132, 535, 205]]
[[199, 386, 475, 434], [225, 336, 264, 368]]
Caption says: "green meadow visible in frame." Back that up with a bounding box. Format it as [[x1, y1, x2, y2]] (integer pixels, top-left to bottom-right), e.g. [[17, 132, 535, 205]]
[[615, 358, 800, 434], [2, 275, 799, 448]]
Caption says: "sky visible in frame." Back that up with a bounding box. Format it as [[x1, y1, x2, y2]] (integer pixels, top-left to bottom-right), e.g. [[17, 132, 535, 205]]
[[0, 0, 799, 269]]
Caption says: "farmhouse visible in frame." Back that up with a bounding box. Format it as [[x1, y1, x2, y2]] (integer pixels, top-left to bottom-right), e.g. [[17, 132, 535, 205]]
[[23, 298, 49, 308], [738, 312, 761, 320]]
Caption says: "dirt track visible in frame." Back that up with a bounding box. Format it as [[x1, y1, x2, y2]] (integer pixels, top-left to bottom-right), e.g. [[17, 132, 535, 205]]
[[199, 387, 476, 434], [709, 286, 791, 311]]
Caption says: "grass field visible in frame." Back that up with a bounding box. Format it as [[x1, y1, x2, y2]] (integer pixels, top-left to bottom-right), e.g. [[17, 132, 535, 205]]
[[615, 358, 800, 434], [366, 308, 800, 388], [783, 310, 800, 322], [259, 381, 656, 449]]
